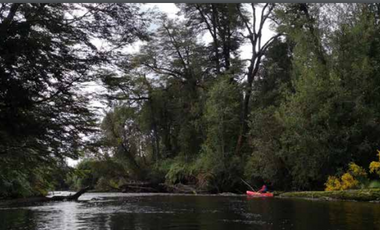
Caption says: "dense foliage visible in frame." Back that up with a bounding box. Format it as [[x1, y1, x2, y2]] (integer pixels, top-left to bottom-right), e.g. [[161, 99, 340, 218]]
[[0, 3, 147, 197], [1, 3, 380, 197]]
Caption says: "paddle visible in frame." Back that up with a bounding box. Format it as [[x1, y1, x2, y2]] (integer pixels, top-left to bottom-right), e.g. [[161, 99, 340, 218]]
[[240, 178, 256, 192]]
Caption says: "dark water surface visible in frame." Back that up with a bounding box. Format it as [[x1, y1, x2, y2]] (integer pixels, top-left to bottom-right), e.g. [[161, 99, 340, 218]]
[[1, 193, 380, 230]]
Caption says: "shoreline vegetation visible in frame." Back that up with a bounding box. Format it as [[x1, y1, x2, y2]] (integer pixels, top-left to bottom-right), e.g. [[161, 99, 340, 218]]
[[2, 187, 380, 207], [278, 189, 380, 202]]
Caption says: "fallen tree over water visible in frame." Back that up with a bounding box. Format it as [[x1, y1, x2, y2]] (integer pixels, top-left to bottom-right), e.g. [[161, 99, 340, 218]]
[[0, 187, 91, 206], [49, 186, 91, 201]]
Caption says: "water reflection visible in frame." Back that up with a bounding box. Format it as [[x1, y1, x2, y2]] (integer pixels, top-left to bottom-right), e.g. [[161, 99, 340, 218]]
[[326, 200, 380, 230], [1, 193, 380, 230]]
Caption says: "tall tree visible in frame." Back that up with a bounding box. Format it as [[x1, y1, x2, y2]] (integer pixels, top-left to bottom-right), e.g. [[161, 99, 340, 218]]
[[131, 18, 211, 159], [200, 77, 242, 192], [100, 17, 212, 169], [245, 38, 294, 189], [0, 3, 147, 196], [235, 3, 283, 155], [178, 3, 244, 75], [275, 3, 380, 189]]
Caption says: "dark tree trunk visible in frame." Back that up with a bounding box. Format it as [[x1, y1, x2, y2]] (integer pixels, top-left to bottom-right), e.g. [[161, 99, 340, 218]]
[[0, 187, 91, 207], [50, 186, 91, 201], [234, 3, 280, 155]]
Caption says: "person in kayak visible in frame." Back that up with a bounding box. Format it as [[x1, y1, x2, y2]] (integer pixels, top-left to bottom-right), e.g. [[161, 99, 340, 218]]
[[258, 185, 267, 193]]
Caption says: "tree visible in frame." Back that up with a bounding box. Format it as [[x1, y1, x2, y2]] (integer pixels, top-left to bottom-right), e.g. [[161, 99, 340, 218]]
[[107, 17, 211, 160], [235, 3, 283, 155], [199, 77, 242, 191], [177, 3, 244, 75], [100, 105, 148, 179], [275, 3, 380, 189], [0, 3, 147, 197], [245, 39, 293, 189]]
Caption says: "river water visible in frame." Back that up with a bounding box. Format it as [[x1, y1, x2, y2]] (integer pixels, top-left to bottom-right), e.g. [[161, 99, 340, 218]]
[[1, 192, 379, 230]]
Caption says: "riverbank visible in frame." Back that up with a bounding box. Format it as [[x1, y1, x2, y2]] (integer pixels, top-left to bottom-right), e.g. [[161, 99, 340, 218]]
[[3, 188, 380, 207], [279, 189, 380, 202]]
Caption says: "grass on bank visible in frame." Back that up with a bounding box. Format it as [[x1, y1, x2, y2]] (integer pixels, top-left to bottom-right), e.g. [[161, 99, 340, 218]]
[[279, 189, 380, 202]]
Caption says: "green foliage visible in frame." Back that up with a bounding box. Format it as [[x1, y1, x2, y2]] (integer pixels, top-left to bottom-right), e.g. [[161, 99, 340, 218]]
[[270, 4, 380, 190], [0, 160, 70, 198], [245, 106, 290, 189], [369, 181, 380, 189], [245, 39, 293, 190], [97, 3, 380, 192], [325, 152, 380, 191], [0, 3, 147, 197], [203, 77, 241, 154], [0, 170, 35, 198], [164, 157, 197, 185], [196, 77, 243, 191], [4, 3, 380, 197], [66, 157, 128, 191]]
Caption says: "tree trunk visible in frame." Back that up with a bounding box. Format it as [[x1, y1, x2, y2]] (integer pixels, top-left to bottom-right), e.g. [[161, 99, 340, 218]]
[[234, 3, 279, 155], [50, 186, 91, 201], [0, 187, 91, 206], [235, 54, 258, 155]]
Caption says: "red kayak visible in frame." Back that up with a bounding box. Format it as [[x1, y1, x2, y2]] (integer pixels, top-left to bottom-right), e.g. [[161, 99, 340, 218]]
[[246, 190, 274, 197]]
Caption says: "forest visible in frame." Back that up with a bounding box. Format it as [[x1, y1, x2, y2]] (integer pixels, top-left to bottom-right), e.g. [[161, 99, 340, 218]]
[[1, 3, 380, 198]]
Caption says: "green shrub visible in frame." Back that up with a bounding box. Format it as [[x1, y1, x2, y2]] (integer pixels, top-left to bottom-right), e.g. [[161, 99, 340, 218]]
[[369, 180, 380, 189]]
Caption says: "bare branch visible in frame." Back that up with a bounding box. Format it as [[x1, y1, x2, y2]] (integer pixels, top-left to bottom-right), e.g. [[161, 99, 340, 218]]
[[142, 63, 184, 81], [236, 4, 254, 43], [163, 23, 188, 71], [258, 3, 273, 51], [195, 4, 215, 38], [241, 59, 253, 62], [251, 3, 256, 37], [259, 33, 283, 56]]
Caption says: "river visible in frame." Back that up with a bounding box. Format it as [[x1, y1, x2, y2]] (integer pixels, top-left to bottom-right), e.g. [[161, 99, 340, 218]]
[[0, 192, 379, 230]]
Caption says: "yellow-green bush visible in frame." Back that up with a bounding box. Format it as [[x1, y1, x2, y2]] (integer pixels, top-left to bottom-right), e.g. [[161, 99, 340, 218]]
[[325, 163, 366, 191], [325, 176, 342, 191], [349, 162, 367, 178], [340, 173, 359, 190], [325, 150, 380, 191], [325, 173, 359, 191]]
